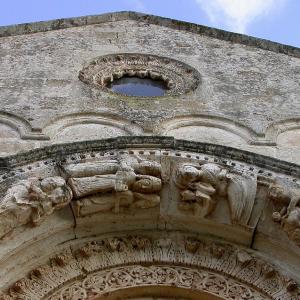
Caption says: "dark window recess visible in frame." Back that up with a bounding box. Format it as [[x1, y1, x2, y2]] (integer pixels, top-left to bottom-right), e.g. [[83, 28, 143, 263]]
[[109, 76, 167, 97]]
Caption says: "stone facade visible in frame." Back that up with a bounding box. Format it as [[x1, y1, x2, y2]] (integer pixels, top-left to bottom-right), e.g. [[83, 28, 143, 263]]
[[0, 11, 300, 300]]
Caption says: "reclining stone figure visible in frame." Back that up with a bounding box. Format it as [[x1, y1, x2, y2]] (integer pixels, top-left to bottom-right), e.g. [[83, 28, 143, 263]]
[[63, 154, 162, 216]]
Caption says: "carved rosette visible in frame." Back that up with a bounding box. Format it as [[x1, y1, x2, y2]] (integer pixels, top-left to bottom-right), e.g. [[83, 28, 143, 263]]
[[78, 53, 201, 96], [1, 235, 299, 300]]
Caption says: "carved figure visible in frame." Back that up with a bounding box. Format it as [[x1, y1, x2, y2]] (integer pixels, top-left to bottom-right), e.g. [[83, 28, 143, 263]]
[[174, 163, 257, 225], [0, 176, 72, 239], [269, 182, 300, 246], [65, 154, 162, 216]]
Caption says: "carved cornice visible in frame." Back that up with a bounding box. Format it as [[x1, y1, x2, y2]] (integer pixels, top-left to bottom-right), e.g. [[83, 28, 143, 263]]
[[1, 137, 300, 177], [1, 234, 298, 300]]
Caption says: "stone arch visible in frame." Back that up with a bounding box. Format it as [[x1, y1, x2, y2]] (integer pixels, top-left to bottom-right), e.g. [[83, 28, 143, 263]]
[[89, 286, 223, 300], [156, 115, 272, 146], [2, 233, 296, 300], [266, 118, 300, 146], [0, 137, 300, 300], [0, 111, 48, 141], [43, 112, 144, 143]]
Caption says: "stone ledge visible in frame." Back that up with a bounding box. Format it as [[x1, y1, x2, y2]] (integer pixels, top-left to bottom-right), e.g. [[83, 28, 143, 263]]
[[0, 11, 299, 59], [1, 136, 300, 177]]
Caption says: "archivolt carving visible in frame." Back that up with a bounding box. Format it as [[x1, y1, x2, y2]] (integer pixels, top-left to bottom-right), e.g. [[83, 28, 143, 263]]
[[78, 53, 201, 97], [174, 162, 257, 225], [0, 111, 49, 141], [52, 265, 265, 300], [1, 234, 298, 299], [1, 141, 300, 240]]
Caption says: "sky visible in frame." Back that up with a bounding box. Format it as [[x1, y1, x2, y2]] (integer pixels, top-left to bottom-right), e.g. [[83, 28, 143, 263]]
[[0, 0, 299, 48]]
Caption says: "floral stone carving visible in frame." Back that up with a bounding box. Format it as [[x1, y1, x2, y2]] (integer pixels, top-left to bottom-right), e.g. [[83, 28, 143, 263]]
[[51, 265, 266, 300], [174, 163, 257, 225], [78, 53, 201, 97], [0, 176, 72, 239], [1, 234, 298, 300]]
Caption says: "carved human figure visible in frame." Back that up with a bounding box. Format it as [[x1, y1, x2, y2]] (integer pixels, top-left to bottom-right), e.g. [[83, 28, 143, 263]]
[[0, 176, 72, 238], [269, 183, 300, 246], [65, 154, 162, 216], [174, 163, 257, 225]]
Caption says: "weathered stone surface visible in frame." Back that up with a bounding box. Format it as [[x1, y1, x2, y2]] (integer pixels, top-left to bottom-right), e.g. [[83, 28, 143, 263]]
[[1, 12, 300, 300], [0, 12, 300, 163]]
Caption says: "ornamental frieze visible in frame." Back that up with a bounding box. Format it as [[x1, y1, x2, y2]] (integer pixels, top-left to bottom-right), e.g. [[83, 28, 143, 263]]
[[0, 137, 300, 249], [1, 234, 299, 299]]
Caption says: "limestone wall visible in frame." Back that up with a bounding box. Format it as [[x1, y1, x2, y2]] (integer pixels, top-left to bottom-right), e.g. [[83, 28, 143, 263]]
[[0, 12, 299, 163]]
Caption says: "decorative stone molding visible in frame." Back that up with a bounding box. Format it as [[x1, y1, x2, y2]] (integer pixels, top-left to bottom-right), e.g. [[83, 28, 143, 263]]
[[42, 112, 144, 139], [50, 265, 267, 300], [266, 118, 300, 144], [156, 115, 274, 146], [1, 234, 299, 299], [1, 137, 299, 177], [0, 111, 49, 141], [78, 53, 201, 97]]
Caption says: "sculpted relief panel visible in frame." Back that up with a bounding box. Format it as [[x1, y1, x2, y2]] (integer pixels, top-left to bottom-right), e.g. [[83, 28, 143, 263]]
[[65, 154, 162, 216], [1, 147, 300, 247], [174, 163, 257, 225], [0, 154, 162, 238], [268, 182, 300, 246], [0, 176, 72, 239]]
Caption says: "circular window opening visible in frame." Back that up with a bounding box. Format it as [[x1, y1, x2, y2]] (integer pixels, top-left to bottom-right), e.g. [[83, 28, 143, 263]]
[[108, 76, 167, 97]]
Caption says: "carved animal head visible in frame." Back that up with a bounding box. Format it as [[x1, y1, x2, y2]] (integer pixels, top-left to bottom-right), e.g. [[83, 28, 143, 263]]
[[268, 183, 291, 206]]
